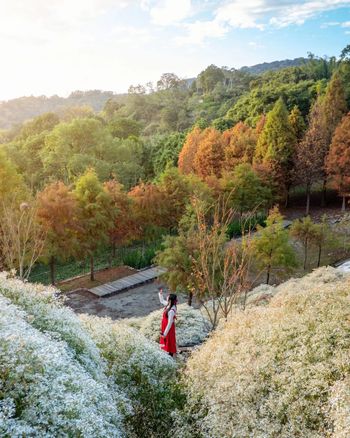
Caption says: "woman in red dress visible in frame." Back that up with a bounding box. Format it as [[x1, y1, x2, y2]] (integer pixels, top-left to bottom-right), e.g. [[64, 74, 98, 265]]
[[158, 288, 177, 356]]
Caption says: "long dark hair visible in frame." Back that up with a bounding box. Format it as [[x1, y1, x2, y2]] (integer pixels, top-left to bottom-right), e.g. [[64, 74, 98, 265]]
[[166, 293, 177, 316]]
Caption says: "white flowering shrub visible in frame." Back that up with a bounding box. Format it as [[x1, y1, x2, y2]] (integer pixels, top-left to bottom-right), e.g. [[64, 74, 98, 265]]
[[0, 273, 191, 438], [179, 267, 350, 437], [0, 294, 127, 437], [329, 378, 350, 438], [125, 303, 210, 347], [80, 315, 185, 437], [0, 273, 102, 379]]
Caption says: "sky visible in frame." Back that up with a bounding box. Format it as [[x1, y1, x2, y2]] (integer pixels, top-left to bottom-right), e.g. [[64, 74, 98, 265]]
[[0, 0, 349, 101]]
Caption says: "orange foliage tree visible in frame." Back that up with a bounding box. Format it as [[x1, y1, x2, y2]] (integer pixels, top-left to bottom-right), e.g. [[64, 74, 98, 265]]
[[37, 181, 80, 284], [128, 182, 166, 240], [104, 179, 139, 256], [326, 112, 350, 211], [193, 127, 225, 179], [178, 127, 203, 174], [223, 122, 256, 171]]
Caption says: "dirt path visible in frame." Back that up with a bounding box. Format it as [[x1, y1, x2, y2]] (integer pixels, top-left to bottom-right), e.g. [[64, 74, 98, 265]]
[[65, 281, 188, 320]]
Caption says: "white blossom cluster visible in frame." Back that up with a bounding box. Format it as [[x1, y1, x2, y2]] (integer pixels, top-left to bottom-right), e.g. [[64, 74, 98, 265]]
[[181, 267, 350, 437], [0, 293, 127, 437], [124, 303, 210, 347], [79, 314, 176, 388], [0, 273, 182, 436]]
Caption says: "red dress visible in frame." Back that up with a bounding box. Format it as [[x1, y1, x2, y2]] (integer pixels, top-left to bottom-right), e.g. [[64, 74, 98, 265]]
[[160, 307, 177, 354]]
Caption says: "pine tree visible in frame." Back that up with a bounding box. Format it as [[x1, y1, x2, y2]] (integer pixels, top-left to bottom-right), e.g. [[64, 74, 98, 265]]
[[326, 112, 350, 211], [254, 98, 296, 205]]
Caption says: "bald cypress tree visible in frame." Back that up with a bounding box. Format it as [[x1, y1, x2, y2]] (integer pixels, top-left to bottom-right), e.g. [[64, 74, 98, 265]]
[[294, 98, 326, 215], [321, 72, 348, 205], [326, 112, 350, 211], [254, 98, 296, 206]]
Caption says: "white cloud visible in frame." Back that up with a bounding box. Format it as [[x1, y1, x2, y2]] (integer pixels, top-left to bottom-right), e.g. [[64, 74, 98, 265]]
[[215, 0, 266, 30], [341, 20, 350, 26], [175, 0, 350, 45], [176, 19, 228, 45], [147, 0, 193, 26], [270, 0, 350, 27]]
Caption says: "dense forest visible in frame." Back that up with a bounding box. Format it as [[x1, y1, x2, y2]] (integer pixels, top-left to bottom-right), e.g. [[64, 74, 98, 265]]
[[1, 49, 350, 284]]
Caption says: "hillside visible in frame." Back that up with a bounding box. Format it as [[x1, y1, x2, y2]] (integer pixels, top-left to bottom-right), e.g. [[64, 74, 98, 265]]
[[180, 267, 350, 437], [0, 90, 126, 129], [1, 267, 349, 436], [0, 57, 310, 130]]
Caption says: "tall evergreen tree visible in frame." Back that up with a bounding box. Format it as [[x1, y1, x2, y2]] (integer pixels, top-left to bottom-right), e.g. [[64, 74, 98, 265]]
[[254, 98, 296, 205]]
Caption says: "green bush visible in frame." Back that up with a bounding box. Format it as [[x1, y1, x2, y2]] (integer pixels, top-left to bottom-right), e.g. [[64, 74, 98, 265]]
[[227, 214, 266, 238]]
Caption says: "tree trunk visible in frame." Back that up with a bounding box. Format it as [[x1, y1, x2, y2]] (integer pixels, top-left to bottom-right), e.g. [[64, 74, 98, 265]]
[[303, 242, 308, 270], [306, 183, 311, 216], [266, 266, 271, 285], [284, 186, 290, 208], [321, 179, 327, 207], [317, 245, 322, 268], [342, 195, 346, 212], [187, 291, 193, 306], [112, 242, 116, 257], [90, 256, 95, 281], [50, 255, 56, 285]]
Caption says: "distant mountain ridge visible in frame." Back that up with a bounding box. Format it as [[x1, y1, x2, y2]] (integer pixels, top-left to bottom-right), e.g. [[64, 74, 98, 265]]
[[240, 57, 308, 75], [0, 57, 308, 129]]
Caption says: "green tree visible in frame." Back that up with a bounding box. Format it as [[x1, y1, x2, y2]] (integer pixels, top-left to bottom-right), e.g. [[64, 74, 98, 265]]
[[221, 164, 271, 216], [0, 149, 26, 201], [155, 231, 197, 306], [254, 98, 296, 205], [74, 169, 115, 281], [42, 118, 116, 183], [198, 65, 225, 93], [148, 132, 185, 177], [108, 117, 142, 139], [288, 105, 306, 142], [252, 207, 297, 284], [290, 216, 317, 270], [311, 216, 334, 267]]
